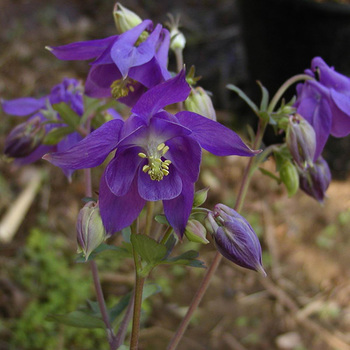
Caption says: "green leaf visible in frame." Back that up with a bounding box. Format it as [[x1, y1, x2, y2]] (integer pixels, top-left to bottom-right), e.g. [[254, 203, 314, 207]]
[[76, 243, 131, 263], [154, 214, 169, 225], [131, 234, 168, 265], [122, 226, 131, 243], [163, 250, 206, 268], [81, 96, 102, 125], [257, 81, 269, 112], [42, 126, 75, 145], [46, 311, 105, 329], [52, 102, 81, 128], [227, 84, 258, 112]]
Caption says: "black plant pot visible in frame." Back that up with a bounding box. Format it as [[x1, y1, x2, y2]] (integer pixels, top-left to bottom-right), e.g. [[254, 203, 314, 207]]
[[237, 0, 350, 178]]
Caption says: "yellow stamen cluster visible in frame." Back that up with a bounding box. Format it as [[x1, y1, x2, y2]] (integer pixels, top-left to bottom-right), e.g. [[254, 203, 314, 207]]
[[110, 78, 136, 99], [138, 143, 172, 181], [135, 31, 149, 47]]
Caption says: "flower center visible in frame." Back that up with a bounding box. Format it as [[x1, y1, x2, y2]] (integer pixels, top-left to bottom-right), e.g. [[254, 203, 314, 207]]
[[135, 31, 149, 47], [110, 78, 136, 99], [138, 143, 172, 181]]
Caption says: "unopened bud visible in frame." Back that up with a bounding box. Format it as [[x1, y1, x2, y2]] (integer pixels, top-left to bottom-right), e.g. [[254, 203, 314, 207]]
[[4, 116, 45, 158], [76, 201, 109, 260], [299, 156, 331, 203], [113, 3, 142, 34], [193, 188, 209, 207], [286, 114, 316, 169], [167, 13, 186, 52], [184, 220, 209, 244], [185, 87, 216, 121], [206, 204, 266, 275], [279, 160, 299, 197]]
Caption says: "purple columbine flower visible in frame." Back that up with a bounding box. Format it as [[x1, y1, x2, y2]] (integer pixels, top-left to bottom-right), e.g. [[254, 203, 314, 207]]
[[43, 71, 259, 237], [299, 156, 331, 203], [206, 204, 266, 275], [47, 19, 171, 107], [294, 57, 350, 158], [2, 78, 84, 177]]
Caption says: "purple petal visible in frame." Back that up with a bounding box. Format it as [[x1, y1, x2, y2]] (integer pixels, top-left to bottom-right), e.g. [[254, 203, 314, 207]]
[[43, 119, 123, 169], [155, 29, 172, 81], [47, 35, 119, 61], [57, 131, 82, 152], [176, 111, 258, 156], [329, 89, 350, 137], [85, 64, 121, 98], [163, 178, 194, 238], [105, 147, 143, 196], [99, 173, 145, 234], [131, 70, 190, 121], [2, 97, 47, 116], [110, 20, 156, 78], [137, 165, 182, 201], [166, 136, 201, 183], [15, 144, 54, 165]]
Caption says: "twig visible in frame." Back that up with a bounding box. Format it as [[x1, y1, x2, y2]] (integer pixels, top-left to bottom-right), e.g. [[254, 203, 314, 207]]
[[0, 169, 43, 243]]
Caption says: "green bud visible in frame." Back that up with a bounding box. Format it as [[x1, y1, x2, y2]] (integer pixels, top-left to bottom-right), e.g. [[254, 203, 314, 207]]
[[76, 201, 109, 260], [113, 3, 142, 34], [185, 87, 216, 121], [184, 220, 209, 244], [193, 187, 209, 207], [167, 13, 186, 52], [280, 160, 299, 197]]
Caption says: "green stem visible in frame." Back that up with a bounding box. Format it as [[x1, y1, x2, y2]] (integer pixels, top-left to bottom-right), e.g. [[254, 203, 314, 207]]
[[145, 201, 155, 236], [167, 119, 267, 350], [267, 74, 313, 112]]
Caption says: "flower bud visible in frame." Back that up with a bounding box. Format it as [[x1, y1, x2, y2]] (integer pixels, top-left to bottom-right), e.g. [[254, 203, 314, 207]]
[[206, 204, 266, 275], [113, 3, 142, 34], [185, 87, 216, 121], [299, 156, 331, 203], [184, 219, 209, 244], [286, 114, 316, 169], [76, 201, 109, 260], [193, 188, 209, 207], [4, 116, 45, 158], [279, 160, 299, 197]]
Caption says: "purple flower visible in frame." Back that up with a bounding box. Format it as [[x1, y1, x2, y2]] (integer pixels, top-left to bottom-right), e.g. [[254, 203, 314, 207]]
[[206, 204, 265, 275], [294, 57, 350, 158], [47, 20, 171, 107], [2, 79, 84, 177], [299, 156, 331, 203], [44, 71, 259, 237]]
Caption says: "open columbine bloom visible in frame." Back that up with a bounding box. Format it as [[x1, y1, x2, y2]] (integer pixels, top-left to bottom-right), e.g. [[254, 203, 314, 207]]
[[2, 78, 84, 177], [47, 19, 171, 107], [294, 57, 350, 159], [44, 72, 259, 236]]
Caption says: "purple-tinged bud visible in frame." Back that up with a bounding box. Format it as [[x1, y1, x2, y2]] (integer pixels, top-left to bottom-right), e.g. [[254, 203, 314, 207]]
[[299, 156, 331, 203], [286, 114, 316, 169], [184, 219, 209, 244], [279, 160, 299, 197], [206, 204, 266, 275], [185, 87, 217, 121], [4, 116, 45, 158], [113, 3, 142, 34], [76, 201, 109, 260]]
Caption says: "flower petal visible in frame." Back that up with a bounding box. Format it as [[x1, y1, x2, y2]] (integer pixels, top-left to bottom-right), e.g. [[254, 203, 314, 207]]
[[166, 136, 201, 183], [110, 20, 156, 78], [43, 119, 123, 169], [131, 70, 190, 121], [2, 97, 47, 116], [163, 178, 194, 238], [47, 35, 119, 60], [329, 89, 350, 137], [99, 173, 145, 234], [137, 165, 182, 201], [176, 111, 258, 156], [85, 64, 121, 98], [105, 147, 144, 196]]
